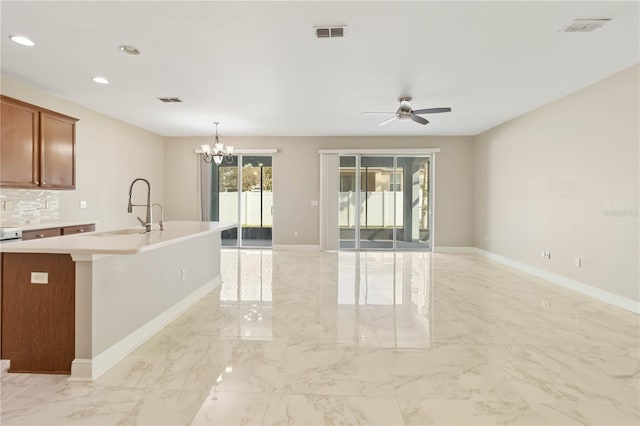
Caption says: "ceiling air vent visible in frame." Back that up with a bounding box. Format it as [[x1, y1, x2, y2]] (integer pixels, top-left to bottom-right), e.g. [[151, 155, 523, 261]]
[[330, 27, 344, 38], [563, 19, 611, 32], [315, 25, 346, 38], [157, 97, 182, 103], [316, 28, 330, 38]]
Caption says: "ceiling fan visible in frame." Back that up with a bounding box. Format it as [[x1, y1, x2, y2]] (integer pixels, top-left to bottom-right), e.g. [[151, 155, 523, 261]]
[[363, 97, 452, 126]]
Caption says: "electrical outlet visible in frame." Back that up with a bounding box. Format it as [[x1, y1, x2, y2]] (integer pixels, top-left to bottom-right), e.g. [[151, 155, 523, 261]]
[[574, 258, 581, 268], [294, 231, 299, 237], [180, 269, 186, 281], [31, 272, 48, 284], [80, 200, 87, 209]]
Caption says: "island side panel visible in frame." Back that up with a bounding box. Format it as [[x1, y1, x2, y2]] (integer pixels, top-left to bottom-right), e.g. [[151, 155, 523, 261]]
[[90, 231, 220, 357], [1, 253, 75, 374], [74, 260, 93, 361]]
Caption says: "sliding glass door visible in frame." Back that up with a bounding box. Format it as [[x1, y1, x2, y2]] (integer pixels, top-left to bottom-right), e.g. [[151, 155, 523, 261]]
[[214, 155, 273, 248], [241, 156, 272, 247], [338, 154, 432, 251]]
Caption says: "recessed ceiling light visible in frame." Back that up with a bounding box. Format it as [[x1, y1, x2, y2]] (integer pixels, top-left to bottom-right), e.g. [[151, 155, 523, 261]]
[[9, 35, 35, 47], [118, 45, 140, 55], [92, 76, 109, 85]]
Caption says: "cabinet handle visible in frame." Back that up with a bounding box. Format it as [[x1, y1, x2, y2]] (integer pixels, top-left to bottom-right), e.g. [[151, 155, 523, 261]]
[[37, 234, 45, 238], [78, 229, 84, 233]]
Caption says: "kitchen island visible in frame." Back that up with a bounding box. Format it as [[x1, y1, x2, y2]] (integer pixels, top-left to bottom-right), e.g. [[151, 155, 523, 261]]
[[1, 221, 235, 381]]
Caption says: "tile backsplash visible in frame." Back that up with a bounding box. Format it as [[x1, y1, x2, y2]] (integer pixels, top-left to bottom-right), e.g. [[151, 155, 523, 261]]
[[0, 189, 60, 226]]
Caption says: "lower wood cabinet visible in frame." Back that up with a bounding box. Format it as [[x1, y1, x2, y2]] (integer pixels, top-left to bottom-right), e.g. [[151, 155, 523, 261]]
[[22, 223, 95, 241], [1, 253, 75, 374], [21, 227, 62, 240], [62, 224, 95, 235]]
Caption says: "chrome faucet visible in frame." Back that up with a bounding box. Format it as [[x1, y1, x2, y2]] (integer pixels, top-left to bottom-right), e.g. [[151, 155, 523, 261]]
[[152, 203, 164, 231], [127, 178, 152, 232]]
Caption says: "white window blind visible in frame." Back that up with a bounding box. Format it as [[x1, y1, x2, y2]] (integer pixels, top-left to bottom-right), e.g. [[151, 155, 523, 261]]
[[319, 153, 339, 250]]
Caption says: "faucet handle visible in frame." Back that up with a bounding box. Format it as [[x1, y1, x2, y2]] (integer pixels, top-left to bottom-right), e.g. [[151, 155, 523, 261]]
[[136, 216, 146, 227]]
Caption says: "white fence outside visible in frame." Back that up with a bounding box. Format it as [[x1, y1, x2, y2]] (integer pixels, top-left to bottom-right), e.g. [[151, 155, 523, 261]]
[[339, 191, 422, 228], [219, 191, 424, 229], [220, 192, 273, 227]]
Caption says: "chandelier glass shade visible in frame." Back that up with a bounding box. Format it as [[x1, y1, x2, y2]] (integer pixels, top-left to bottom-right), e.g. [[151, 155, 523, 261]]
[[201, 122, 233, 165]]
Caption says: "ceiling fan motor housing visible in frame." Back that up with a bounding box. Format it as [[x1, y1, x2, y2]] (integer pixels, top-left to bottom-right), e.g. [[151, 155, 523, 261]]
[[397, 97, 413, 120]]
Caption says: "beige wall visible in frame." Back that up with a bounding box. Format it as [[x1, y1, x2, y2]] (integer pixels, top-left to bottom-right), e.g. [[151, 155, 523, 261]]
[[474, 64, 639, 302], [164, 136, 474, 247], [1, 75, 165, 231]]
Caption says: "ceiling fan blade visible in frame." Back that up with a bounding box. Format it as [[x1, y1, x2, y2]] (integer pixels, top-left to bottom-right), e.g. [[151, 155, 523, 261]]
[[411, 114, 429, 125], [362, 111, 396, 115], [379, 117, 397, 126], [412, 107, 452, 114]]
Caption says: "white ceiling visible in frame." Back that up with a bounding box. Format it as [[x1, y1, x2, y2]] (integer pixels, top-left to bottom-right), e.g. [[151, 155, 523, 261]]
[[1, 1, 638, 137]]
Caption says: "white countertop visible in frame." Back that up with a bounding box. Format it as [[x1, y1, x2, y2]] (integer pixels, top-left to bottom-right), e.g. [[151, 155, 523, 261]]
[[0, 221, 236, 255]]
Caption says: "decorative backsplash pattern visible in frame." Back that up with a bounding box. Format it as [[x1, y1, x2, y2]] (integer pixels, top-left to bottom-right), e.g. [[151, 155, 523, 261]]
[[0, 189, 60, 226]]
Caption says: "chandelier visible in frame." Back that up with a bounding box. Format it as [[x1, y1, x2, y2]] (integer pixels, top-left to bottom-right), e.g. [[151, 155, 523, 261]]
[[201, 122, 234, 165]]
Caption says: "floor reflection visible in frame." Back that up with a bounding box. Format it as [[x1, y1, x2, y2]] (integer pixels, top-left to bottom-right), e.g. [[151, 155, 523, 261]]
[[219, 249, 434, 348], [220, 250, 273, 340]]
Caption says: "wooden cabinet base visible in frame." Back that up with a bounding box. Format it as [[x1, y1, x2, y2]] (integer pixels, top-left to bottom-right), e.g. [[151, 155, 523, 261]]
[[1, 253, 75, 374]]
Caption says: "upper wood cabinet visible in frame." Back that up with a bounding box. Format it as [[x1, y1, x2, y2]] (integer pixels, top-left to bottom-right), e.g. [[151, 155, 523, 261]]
[[0, 96, 78, 190], [0, 96, 39, 188]]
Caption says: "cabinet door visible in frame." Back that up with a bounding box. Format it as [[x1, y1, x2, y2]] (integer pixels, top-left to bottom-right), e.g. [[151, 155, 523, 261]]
[[62, 224, 95, 235], [21, 227, 62, 240], [0, 96, 39, 187], [1, 253, 75, 374], [40, 111, 76, 189]]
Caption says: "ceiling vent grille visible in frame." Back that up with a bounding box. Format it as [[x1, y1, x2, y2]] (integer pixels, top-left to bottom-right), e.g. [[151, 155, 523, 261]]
[[330, 27, 344, 38], [316, 28, 330, 38], [157, 97, 182, 103], [315, 26, 346, 38], [563, 19, 611, 32]]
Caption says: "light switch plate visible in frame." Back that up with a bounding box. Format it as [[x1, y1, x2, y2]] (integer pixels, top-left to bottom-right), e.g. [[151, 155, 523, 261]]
[[31, 272, 48, 284], [80, 200, 87, 209]]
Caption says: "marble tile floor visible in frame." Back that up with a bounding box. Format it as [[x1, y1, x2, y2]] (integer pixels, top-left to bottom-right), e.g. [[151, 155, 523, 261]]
[[1, 250, 638, 425]]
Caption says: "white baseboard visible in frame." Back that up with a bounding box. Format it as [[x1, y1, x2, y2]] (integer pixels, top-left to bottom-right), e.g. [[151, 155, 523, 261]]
[[1, 359, 10, 372], [474, 248, 639, 315], [434, 246, 476, 253], [69, 276, 221, 381], [272, 244, 321, 251], [68, 359, 92, 381]]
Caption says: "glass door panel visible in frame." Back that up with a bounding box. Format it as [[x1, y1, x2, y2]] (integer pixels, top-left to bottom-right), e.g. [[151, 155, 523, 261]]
[[241, 156, 272, 247], [339, 156, 357, 249], [217, 156, 239, 247], [396, 156, 431, 250], [359, 156, 394, 250]]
